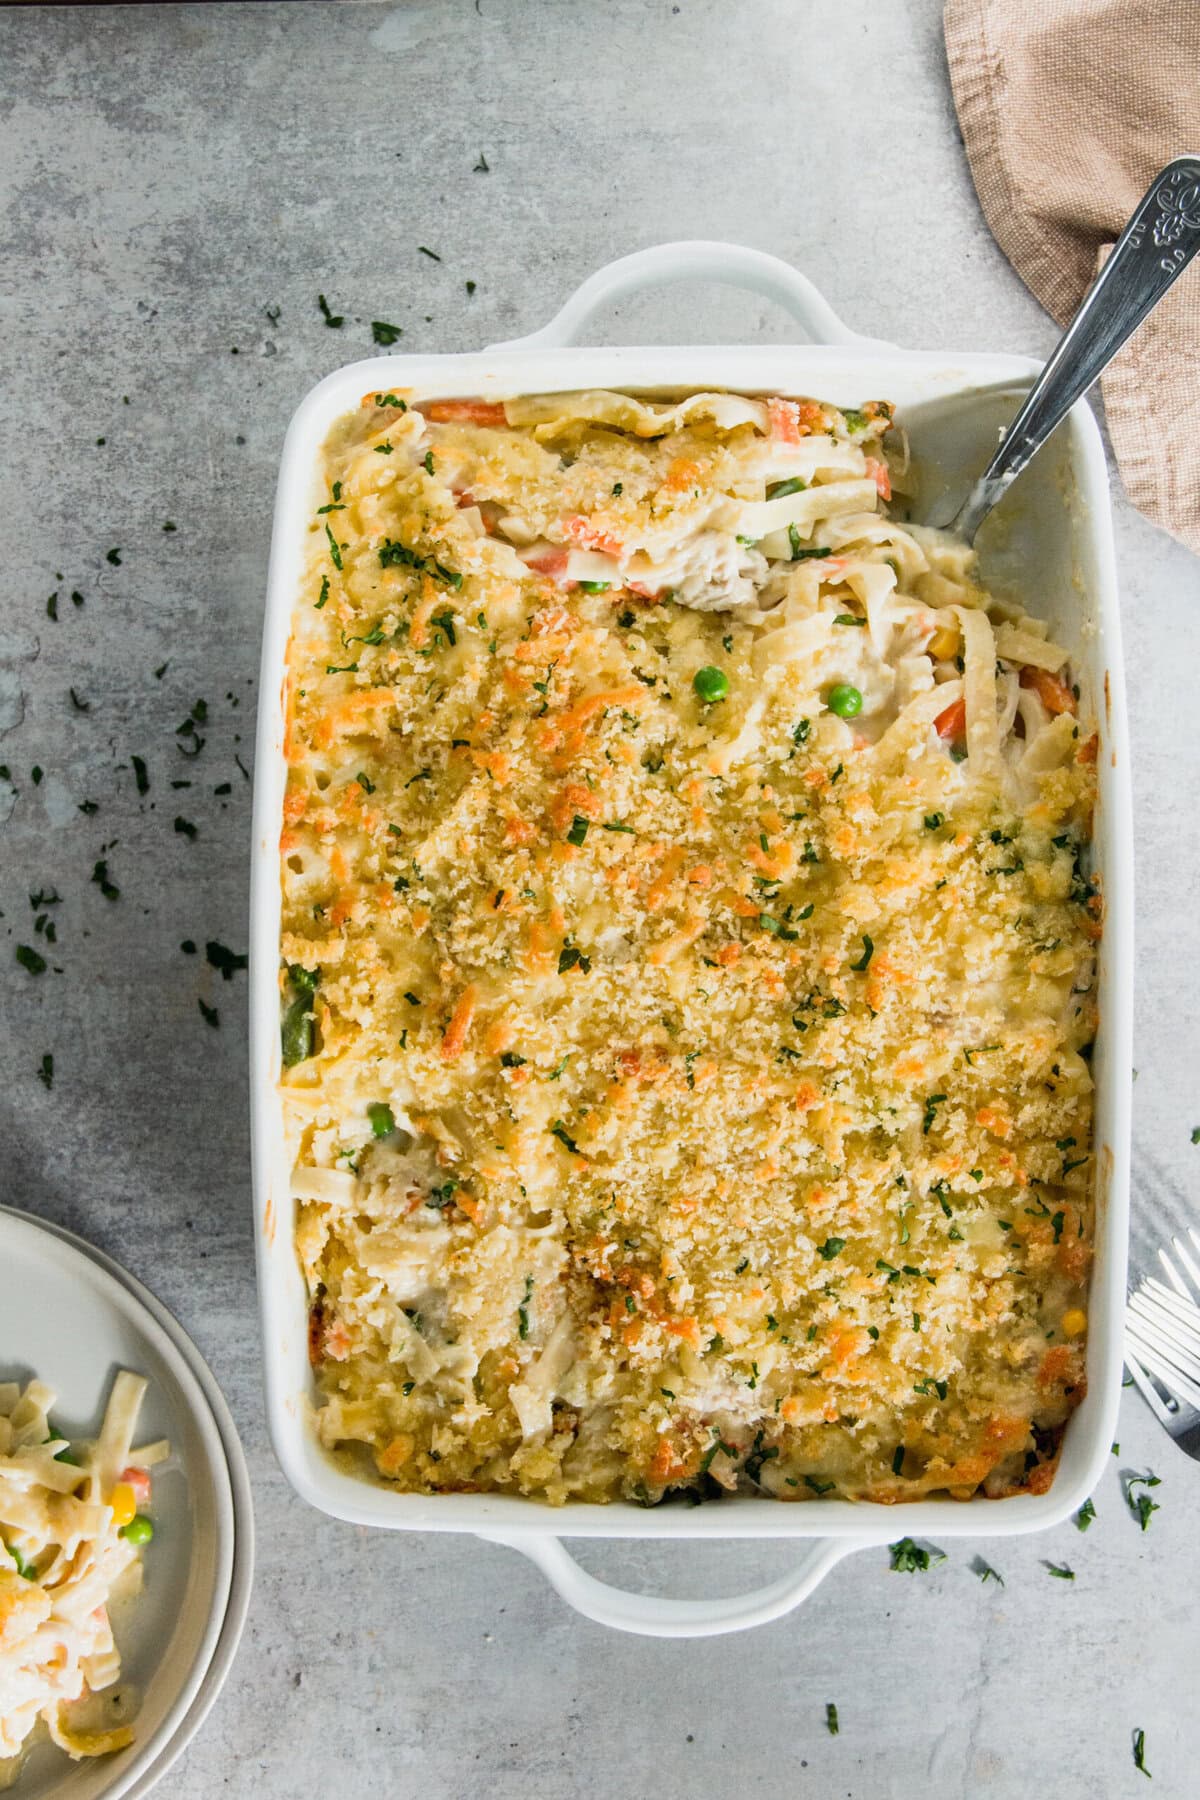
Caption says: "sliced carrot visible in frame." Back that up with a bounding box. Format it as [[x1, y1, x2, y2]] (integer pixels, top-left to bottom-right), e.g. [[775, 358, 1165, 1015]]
[[934, 696, 967, 740], [422, 399, 507, 426], [768, 397, 802, 445], [555, 684, 646, 732], [864, 455, 892, 500], [1020, 665, 1076, 715], [440, 984, 479, 1061], [562, 514, 624, 557], [120, 1466, 152, 1504], [521, 545, 569, 579]]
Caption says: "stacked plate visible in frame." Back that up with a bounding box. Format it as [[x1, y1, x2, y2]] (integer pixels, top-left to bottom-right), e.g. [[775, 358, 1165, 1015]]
[[0, 1208, 253, 1798]]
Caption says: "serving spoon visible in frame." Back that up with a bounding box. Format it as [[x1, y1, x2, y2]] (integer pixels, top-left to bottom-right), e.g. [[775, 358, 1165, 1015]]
[[936, 155, 1200, 542]]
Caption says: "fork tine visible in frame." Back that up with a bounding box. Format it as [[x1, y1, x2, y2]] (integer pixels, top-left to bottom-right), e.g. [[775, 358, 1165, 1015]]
[[1159, 1245, 1195, 1301], [1130, 1287, 1200, 1353], [1124, 1350, 1175, 1426], [1125, 1326, 1200, 1411], [1127, 1303, 1200, 1377], [1135, 1280, 1200, 1344], [1172, 1236, 1200, 1296]]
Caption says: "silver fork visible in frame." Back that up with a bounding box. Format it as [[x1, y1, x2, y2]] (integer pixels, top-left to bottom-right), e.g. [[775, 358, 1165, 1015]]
[[1125, 1228, 1200, 1459]]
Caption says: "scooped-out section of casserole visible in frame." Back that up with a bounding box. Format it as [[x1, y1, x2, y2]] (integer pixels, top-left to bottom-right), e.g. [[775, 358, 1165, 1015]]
[[278, 385, 1098, 1507]]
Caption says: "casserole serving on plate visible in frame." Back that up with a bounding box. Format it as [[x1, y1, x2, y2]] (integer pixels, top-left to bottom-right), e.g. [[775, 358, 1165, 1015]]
[[252, 242, 1132, 1636]]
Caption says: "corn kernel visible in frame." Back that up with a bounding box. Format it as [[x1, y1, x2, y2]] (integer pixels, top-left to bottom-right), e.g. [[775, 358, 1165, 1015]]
[[1062, 1308, 1087, 1338], [928, 626, 960, 661], [109, 1482, 137, 1528]]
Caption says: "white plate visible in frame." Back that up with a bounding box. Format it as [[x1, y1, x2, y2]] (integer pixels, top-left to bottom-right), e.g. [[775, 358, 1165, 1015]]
[[0, 1208, 254, 1798]]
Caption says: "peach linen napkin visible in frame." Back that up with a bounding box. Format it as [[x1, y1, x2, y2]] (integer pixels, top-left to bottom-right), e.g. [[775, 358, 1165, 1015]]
[[943, 0, 1200, 553]]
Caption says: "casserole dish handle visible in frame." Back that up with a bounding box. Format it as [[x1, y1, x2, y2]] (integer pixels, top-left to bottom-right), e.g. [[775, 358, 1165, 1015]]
[[477, 1531, 867, 1638], [489, 240, 892, 351]]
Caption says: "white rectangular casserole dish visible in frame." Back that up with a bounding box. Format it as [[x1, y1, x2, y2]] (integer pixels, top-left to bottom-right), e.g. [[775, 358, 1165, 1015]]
[[251, 242, 1133, 1636]]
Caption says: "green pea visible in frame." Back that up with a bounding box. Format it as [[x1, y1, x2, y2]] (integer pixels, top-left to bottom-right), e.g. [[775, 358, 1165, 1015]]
[[577, 580, 610, 594], [121, 1515, 154, 1546], [693, 666, 730, 704], [368, 1101, 396, 1138], [827, 683, 863, 719]]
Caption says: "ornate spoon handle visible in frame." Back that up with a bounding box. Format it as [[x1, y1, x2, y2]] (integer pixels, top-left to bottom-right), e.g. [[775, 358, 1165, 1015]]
[[946, 155, 1200, 542]]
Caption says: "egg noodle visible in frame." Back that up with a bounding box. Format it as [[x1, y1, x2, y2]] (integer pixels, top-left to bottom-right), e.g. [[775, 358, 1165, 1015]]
[[0, 1371, 165, 1778], [281, 387, 1098, 1507]]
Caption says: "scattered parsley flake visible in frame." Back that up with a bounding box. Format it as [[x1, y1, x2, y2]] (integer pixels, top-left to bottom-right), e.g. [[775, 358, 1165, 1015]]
[[173, 816, 198, 840], [1123, 1471, 1161, 1531], [889, 1537, 943, 1573], [91, 859, 119, 900], [317, 293, 344, 328], [198, 999, 220, 1028], [206, 941, 247, 980], [16, 945, 46, 976], [372, 321, 403, 346], [36, 1053, 53, 1090], [825, 1703, 839, 1737]]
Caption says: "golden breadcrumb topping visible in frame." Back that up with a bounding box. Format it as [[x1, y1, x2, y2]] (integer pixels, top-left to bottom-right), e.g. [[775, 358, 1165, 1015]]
[[281, 388, 1098, 1507]]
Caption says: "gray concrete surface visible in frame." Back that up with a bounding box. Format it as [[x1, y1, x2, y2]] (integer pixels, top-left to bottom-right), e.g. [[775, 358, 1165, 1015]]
[[2, 3, 1198, 1796]]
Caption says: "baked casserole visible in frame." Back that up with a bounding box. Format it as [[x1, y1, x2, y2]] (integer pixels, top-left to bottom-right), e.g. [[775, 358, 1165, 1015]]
[[278, 386, 1098, 1507]]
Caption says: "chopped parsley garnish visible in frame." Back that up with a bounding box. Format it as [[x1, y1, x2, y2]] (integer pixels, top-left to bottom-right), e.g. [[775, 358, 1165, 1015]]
[[557, 945, 591, 974], [198, 999, 220, 1028], [378, 537, 462, 589], [817, 1237, 845, 1260], [372, 321, 403, 345], [324, 523, 343, 570], [974, 1560, 1004, 1585], [317, 293, 344, 328], [1074, 1498, 1096, 1531], [106, 547, 122, 566], [1123, 1471, 1161, 1531], [566, 814, 590, 846], [173, 816, 198, 840], [91, 859, 119, 900], [374, 393, 407, 410], [793, 718, 811, 745], [891, 1445, 905, 1476], [922, 1093, 947, 1135], [132, 755, 149, 794], [517, 1273, 534, 1338], [1046, 1562, 1075, 1579], [825, 1703, 839, 1737], [549, 1120, 581, 1155], [924, 811, 944, 830], [804, 1474, 835, 1495], [418, 245, 441, 261], [1133, 1728, 1150, 1779], [833, 612, 865, 626], [602, 820, 635, 834], [206, 941, 247, 980], [759, 912, 798, 940], [37, 1053, 53, 1090], [16, 945, 47, 975], [850, 933, 873, 971], [889, 1537, 942, 1573]]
